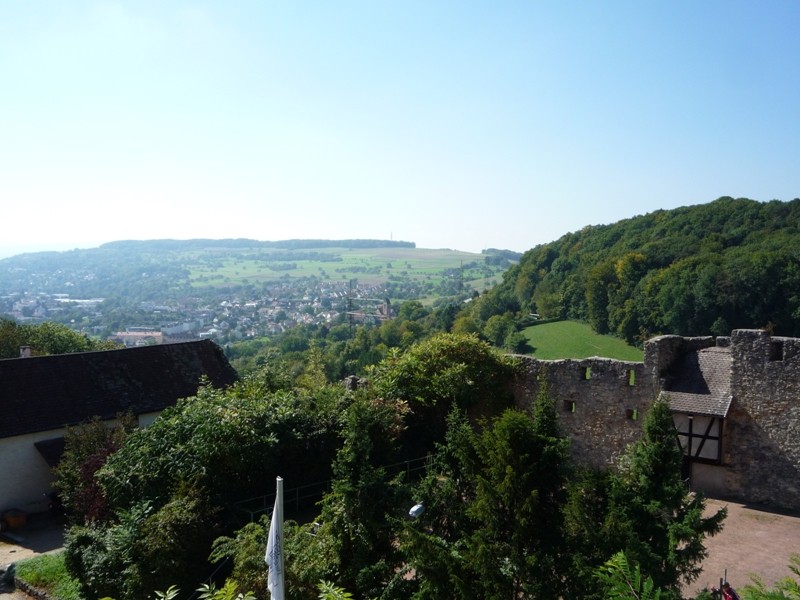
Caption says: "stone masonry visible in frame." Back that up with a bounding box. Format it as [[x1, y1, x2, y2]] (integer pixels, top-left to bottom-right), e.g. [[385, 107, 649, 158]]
[[511, 329, 800, 513]]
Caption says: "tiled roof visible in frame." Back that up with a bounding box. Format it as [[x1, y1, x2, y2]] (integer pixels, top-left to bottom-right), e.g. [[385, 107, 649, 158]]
[[660, 346, 732, 417], [0, 340, 238, 439]]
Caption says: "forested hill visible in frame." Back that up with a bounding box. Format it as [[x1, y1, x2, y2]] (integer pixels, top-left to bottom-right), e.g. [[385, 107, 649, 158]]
[[487, 197, 800, 341]]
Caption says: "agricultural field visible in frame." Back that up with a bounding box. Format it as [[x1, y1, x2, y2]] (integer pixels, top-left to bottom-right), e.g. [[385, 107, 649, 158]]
[[185, 246, 503, 291], [521, 320, 644, 361]]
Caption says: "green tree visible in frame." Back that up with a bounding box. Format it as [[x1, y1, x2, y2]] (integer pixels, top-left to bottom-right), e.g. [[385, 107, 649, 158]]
[[211, 517, 329, 600], [197, 581, 256, 600], [586, 261, 617, 334], [317, 580, 354, 600], [368, 333, 518, 457], [483, 313, 515, 347], [400, 409, 480, 599], [309, 394, 409, 599], [396, 300, 429, 322], [465, 387, 570, 598], [404, 383, 571, 599], [563, 468, 618, 599], [210, 518, 272, 599], [0, 318, 118, 359], [62, 375, 345, 600], [503, 330, 528, 353], [608, 399, 726, 596]]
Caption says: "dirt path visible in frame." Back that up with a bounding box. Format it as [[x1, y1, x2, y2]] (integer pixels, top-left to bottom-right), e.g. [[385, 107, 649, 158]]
[[685, 498, 800, 597]]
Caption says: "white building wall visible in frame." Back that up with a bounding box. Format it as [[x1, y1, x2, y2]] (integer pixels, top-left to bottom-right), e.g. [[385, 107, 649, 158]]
[[1, 412, 165, 516], [0, 429, 65, 515], [137, 411, 162, 428]]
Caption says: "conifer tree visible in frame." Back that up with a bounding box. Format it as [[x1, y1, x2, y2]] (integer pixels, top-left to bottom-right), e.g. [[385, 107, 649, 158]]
[[404, 381, 571, 599], [608, 399, 726, 597], [314, 394, 408, 599]]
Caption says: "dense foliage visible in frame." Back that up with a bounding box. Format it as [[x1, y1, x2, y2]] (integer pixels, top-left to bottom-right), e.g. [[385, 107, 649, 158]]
[[56, 334, 517, 600], [605, 400, 726, 596], [471, 197, 800, 342], [60, 359, 344, 599], [211, 380, 723, 600], [228, 299, 461, 380]]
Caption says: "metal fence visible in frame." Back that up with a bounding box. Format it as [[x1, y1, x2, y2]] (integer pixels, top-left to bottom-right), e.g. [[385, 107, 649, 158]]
[[233, 455, 430, 522]]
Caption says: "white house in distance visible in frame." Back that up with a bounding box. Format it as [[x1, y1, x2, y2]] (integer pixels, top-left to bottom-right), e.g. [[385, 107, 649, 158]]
[[0, 340, 238, 517]]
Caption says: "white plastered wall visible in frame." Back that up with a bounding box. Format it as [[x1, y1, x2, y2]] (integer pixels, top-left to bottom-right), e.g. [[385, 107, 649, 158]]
[[0, 412, 164, 516], [0, 428, 65, 515]]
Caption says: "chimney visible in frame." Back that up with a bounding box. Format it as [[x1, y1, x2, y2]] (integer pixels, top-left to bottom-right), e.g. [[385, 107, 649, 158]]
[[20, 346, 31, 358]]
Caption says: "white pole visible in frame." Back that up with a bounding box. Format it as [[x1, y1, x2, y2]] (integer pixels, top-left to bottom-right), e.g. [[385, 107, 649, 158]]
[[265, 476, 285, 600]]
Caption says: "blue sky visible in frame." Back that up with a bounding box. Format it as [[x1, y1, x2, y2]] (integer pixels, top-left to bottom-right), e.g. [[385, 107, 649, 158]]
[[2, 1, 798, 257]]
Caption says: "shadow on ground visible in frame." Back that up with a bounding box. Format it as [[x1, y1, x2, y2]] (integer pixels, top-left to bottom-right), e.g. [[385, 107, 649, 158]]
[[0, 511, 65, 565]]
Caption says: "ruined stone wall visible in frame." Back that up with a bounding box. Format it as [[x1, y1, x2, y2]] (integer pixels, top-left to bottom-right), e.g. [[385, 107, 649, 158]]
[[512, 356, 653, 469], [512, 330, 800, 512], [644, 335, 717, 378], [726, 330, 800, 510]]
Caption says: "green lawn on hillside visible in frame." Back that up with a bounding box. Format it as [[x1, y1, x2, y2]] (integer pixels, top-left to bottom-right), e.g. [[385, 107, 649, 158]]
[[522, 320, 643, 361]]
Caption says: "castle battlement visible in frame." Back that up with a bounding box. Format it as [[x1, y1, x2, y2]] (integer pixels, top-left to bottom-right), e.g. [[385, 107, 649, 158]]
[[512, 329, 800, 512]]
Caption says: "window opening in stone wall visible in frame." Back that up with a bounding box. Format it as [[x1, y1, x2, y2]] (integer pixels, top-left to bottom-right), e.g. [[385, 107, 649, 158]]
[[769, 340, 784, 361], [584, 367, 591, 380], [628, 370, 636, 386], [563, 400, 576, 413], [625, 408, 638, 420]]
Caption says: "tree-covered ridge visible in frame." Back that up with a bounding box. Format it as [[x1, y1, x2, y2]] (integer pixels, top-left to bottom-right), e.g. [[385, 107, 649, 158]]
[[100, 238, 416, 251], [486, 197, 800, 342]]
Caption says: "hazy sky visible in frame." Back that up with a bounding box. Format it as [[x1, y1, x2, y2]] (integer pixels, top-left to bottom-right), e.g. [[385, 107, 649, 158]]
[[2, 1, 798, 258]]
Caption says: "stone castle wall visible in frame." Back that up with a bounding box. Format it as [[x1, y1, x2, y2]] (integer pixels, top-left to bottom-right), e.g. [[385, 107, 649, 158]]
[[511, 329, 800, 512], [725, 330, 800, 509], [643, 334, 718, 377], [512, 356, 653, 469]]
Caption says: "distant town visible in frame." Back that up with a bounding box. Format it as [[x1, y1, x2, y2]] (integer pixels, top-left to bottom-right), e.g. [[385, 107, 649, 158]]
[[0, 240, 517, 348], [0, 279, 397, 347]]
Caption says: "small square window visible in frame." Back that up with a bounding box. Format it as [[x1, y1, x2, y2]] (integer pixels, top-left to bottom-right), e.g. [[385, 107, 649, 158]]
[[770, 341, 784, 361]]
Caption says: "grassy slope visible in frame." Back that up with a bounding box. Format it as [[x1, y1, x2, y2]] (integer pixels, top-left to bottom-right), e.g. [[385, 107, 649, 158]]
[[522, 320, 643, 361]]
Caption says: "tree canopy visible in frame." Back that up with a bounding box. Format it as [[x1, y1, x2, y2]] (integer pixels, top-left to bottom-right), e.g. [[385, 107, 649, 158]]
[[52, 333, 726, 600], [469, 197, 800, 342], [0, 318, 118, 358]]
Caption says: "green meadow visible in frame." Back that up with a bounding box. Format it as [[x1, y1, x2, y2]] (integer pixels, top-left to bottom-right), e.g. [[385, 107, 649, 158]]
[[522, 320, 643, 361], [185, 246, 503, 289]]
